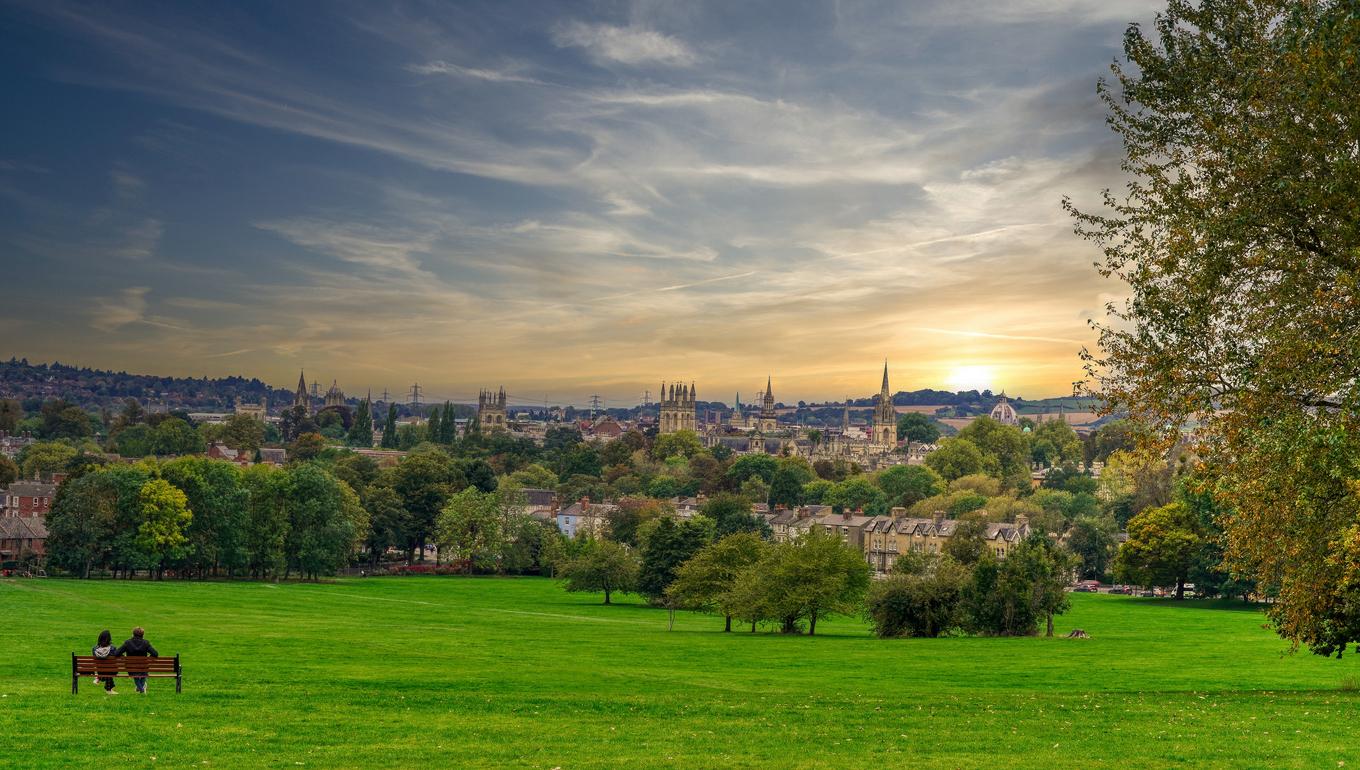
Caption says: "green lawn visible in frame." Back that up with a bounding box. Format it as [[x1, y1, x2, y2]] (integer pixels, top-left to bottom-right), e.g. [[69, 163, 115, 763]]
[[3, 578, 1358, 768]]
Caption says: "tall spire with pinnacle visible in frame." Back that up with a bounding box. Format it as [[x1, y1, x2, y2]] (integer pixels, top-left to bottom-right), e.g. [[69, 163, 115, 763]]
[[294, 370, 310, 414], [881, 359, 890, 394]]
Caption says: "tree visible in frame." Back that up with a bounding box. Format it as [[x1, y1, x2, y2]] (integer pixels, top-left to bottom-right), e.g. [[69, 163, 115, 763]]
[[436, 486, 509, 572], [1115, 501, 1208, 599], [700, 493, 768, 538], [136, 478, 193, 579], [40, 399, 94, 440], [605, 497, 668, 547], [726, 454, 778, 486], [559, 539, 640, 605], [768, 458, 813, 508], [440, 401, 457, 444], [0, 398, 21, 433], [1067, 516, 1117, 581], [19, 441, 77, 479], [380, 403, 399, 449], [866, 557, 970, 638], [762, 529, 871, 635], [637, 516, 713, 602], [152, 417, 205, 456], [966, 535, 1072, 636], [160, 457, 247, 577], [663, 532, 767, 632], [361, 482, 409, 563], [1030, 419, 1082, 468], [289, 432, 328, 462], [346, 397, 374, 447], [45, 472, 117, 578], [1065, 1, 1360, 655], [241, 464, 289, 580], [393, 450, 465, 560], [0, 455, 17, 487], [942, 511, 989, 566], [876, 464, 944, 509], [956, 417, 1029, 485], [823, 477, 889, 516], [651, 430, 702, 460], [897, 412, 941, 445], [281, 463, 368, 580], [924, 438, 986, 481], [426, 407, 442, 446], [215, 414, 265, 454]]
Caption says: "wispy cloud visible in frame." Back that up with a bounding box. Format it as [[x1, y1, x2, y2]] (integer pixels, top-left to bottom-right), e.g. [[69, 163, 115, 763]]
[[552, 22, 698, 66], [90, 286, 150, 331], [406, 60, 544, 85]]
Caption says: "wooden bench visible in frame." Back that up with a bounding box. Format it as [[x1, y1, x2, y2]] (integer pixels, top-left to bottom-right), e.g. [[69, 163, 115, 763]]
[[72, 654, 182, 694]]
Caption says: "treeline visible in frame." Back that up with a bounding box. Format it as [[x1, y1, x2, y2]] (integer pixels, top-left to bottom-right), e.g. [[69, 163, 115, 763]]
[[0, 358, 292, 410]]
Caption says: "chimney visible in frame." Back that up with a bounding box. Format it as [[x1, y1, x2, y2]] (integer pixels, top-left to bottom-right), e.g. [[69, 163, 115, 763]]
[[579, 496, 589, 513], [890, 506, 907, 520], [1015, 513, 1029, 530], [932, 510, 945, 528]]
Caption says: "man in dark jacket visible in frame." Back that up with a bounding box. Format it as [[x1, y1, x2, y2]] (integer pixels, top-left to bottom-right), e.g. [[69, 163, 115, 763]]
[[117, 627, 159, 694]]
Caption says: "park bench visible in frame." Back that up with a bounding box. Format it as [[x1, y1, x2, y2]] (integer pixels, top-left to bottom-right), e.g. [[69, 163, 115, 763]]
[[71, 654, 182, 694]]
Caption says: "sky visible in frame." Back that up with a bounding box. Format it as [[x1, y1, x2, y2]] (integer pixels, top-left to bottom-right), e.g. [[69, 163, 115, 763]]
[[0, 0, 1158, 408]]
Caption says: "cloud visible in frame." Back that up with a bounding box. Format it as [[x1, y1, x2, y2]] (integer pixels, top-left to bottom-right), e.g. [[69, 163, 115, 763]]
[[552, 22, 697, 66], [91, 286, 149, 331], [406, 60, 544, 85], [113, 218, 163, 259]]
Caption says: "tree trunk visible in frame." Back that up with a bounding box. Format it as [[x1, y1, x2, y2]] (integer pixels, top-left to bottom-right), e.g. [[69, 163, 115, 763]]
[[603, 588, 612, 605], [809, 610, 818, 636], [751, 620, 757, 633], [724, 615, 732, 633], [1046, 613, 1054, 637], [1176, 578, 1185, 600]]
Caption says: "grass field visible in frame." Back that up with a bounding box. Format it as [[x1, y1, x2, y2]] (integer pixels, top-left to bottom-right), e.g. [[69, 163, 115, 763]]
[[3, 577, 1360, 769]]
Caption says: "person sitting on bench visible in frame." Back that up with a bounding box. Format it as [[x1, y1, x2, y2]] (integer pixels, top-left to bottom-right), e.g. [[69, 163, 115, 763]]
[[117, 627, 158, 694], [92, 629, 120, 695]]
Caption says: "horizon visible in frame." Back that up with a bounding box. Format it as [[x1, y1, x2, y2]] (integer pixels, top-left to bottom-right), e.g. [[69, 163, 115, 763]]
[[1, 1, 1158, 403]]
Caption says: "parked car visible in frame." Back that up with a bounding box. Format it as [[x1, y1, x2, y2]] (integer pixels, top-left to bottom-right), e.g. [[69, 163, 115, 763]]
[[1107, 585, 1132, 595], [1138, 590, 1156, 597], [1071, 585, 1097, 593]]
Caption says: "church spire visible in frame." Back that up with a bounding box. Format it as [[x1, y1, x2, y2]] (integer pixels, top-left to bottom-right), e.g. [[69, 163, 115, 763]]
[[881, 359, 890, 394]]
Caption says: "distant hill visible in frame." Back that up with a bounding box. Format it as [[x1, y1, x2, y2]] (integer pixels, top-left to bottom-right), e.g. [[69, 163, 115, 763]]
[[0, 358, 294, 411]]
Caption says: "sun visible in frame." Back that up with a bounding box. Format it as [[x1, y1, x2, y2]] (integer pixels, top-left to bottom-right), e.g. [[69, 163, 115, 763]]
[[944, 365, 996, 393]]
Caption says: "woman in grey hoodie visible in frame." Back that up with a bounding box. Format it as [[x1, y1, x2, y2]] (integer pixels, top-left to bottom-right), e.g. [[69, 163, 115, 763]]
[[92, 629, 119, 694]]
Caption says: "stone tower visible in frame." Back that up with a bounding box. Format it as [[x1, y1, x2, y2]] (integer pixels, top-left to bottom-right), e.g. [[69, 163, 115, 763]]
[[872, 361, 896, 446], [478, 386, 508, 431], [323, 380, 346, 409], [658, 381, 697, 434], [293, 370, 311, 415], [757, 376, 778, 434]]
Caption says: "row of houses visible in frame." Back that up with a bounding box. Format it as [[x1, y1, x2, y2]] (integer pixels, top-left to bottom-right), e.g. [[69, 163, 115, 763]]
[[513, 490, 1031, 575]]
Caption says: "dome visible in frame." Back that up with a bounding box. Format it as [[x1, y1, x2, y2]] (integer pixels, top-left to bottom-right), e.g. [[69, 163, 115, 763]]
[[989, 392, 1019, 426]]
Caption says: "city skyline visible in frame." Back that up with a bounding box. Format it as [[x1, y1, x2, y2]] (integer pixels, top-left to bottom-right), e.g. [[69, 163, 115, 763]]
[[1, 1, 1159, 401]]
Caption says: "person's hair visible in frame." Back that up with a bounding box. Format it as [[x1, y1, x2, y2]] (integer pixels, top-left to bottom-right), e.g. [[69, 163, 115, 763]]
[[132, 626, 144, 638], [97, 629, 112, 646]]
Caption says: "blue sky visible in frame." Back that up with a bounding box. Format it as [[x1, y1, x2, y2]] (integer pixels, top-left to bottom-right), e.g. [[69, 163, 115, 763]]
[[0, 0, 1157, 406]]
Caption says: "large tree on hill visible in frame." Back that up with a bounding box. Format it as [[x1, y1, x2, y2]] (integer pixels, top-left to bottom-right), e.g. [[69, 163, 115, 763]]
[[560, 539, 639, 605], [667, 532, 769, 632], [1114, 501, 1208, 600], [1067, 1, 1360, 654]]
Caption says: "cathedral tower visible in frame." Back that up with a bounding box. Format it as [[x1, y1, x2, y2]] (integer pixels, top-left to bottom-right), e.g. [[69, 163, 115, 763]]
[[872, 361, 896, 446], [478, 386, 508, 431], [658, 380, 697, 434]]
